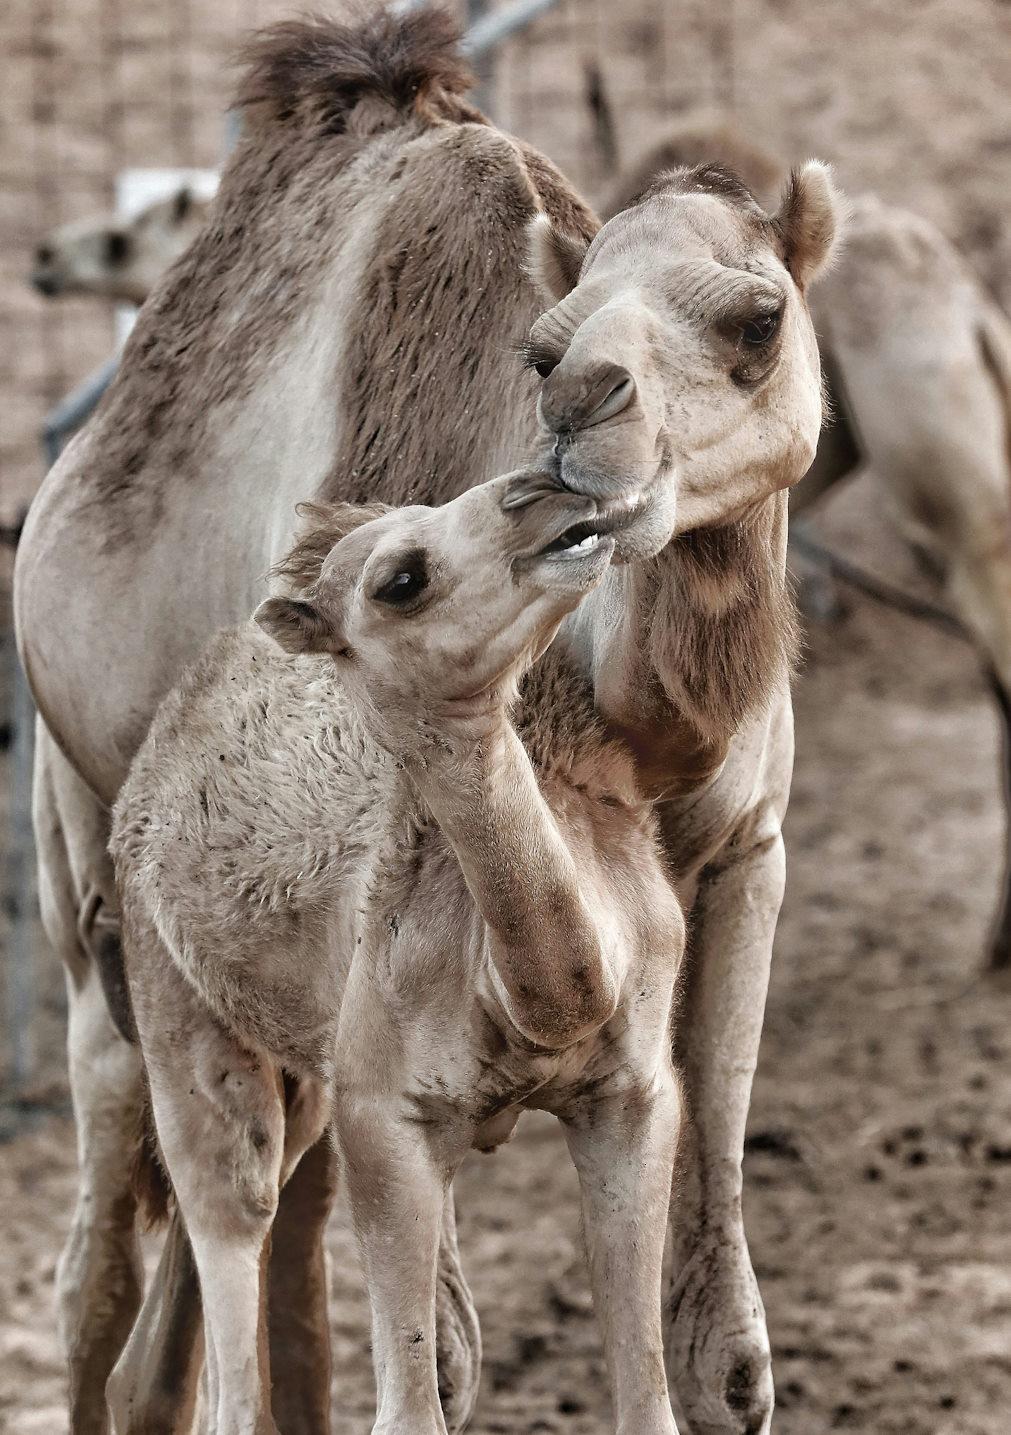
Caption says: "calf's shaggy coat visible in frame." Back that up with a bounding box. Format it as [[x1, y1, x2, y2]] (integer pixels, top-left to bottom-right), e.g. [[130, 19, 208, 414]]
[[112, 475, 686, 1435]]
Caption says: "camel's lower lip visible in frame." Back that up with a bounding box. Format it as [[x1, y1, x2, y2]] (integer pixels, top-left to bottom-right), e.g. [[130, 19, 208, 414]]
[[535, 534, 615, 569]]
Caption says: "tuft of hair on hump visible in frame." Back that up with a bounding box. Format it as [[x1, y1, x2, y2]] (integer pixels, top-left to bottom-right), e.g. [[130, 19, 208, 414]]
[[272, 500, 391, 593], [638, 161, 764, 214], [236, 5, 476, 138]]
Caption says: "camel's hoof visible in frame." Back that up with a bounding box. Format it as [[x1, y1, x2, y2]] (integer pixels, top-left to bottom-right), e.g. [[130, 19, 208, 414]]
[[667, 1240, 774, 1435]]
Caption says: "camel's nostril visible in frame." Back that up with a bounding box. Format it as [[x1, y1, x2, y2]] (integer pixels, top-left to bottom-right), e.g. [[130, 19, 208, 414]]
[[588, 372, 635, 426], [542, 364, 637, 436]]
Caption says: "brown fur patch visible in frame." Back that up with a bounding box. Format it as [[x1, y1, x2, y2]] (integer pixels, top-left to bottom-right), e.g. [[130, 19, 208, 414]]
[[131, 1092, 173, 1229], [322, 126, 598, 507], [647, 500, 799, 747], [79, 10, 596, 549], [639, 162, 768, 219]]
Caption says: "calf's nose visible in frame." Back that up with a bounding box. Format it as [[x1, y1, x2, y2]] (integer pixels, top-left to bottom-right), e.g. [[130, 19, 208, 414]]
[[540, 363, 637, 436]]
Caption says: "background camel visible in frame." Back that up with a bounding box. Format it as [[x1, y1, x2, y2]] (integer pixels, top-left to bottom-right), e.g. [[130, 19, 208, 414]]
[[30, 186, 213, 307], [14, 7, 840, 1434], [594, 104, 1011, 969], [113, 471, 685, 1435]]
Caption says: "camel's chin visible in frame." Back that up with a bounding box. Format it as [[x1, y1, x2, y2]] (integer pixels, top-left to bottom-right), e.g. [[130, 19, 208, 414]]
[[606, 482, 679, 564]]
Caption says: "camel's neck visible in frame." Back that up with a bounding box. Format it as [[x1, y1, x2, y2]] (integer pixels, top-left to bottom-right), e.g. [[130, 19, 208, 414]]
[[573, 493, 797, 799], [403, 712, 616, 1048]]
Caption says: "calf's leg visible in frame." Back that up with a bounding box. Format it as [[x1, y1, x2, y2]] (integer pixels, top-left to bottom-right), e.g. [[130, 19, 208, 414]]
[[132, 945, 285, 1435], [337, 1097, 466, 1435], [564, 1074, 682, 1435]]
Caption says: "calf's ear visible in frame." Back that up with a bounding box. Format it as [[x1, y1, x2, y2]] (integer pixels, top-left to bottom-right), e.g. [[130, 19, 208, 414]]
[[772, 161, 846, 290], [254, 596, 332, 655], [525, 212, 591, 304]]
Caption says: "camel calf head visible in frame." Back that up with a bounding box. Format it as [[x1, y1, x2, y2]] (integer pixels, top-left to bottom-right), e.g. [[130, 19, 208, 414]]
[[526, 160, 845, 542], [256, 470, 616, 720], [31, 186, 211, 305]]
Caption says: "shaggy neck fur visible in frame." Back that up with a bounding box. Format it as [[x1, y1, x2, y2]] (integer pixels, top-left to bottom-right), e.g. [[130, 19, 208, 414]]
[[590, 495, 797, 797]]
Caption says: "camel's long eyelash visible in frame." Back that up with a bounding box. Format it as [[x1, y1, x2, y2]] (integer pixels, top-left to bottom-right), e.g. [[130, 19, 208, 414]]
[[517, 339, 562, 373]]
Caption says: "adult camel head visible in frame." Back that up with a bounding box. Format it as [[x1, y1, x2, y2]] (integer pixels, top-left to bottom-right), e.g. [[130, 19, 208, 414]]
[[526, 161, 844, 549]]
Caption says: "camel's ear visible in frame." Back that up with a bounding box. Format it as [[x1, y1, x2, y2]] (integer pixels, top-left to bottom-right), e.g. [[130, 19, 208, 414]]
[[254, 596, 332, 655], [772, 161, 845, 290], [526, 212, 590, 304]]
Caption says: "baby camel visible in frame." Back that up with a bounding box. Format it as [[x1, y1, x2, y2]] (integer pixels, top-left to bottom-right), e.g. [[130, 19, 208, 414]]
[[111, 470, 686, 1435]]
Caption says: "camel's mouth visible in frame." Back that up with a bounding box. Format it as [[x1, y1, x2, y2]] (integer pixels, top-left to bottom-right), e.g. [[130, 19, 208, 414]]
[[527, 519, 615, 591], [538, 518, 606, 557], [536, 489, 646, 558]]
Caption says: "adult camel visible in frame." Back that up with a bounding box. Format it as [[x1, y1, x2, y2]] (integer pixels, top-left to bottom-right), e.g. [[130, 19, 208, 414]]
[[600, 109, 1011, 969], [14, 7, 841, 1433]]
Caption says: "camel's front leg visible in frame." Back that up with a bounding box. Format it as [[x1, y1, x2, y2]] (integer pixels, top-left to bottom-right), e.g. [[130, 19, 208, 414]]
[[666, 832, 784, 1435], [563, 1074, 682, 1435], [337, 1098, 465, 1435]]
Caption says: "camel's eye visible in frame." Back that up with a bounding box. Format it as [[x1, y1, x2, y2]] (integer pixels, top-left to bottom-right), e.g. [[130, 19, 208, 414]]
[[521, 340, 560, 379], [740, 309, 782, 347], [105, 231, 131, 267], [373, 552, 428, 607]]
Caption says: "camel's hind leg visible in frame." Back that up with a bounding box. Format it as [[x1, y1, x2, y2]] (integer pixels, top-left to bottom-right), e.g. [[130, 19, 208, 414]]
[[33, 724, 144, 1433], [105, 1212, 203, 1435], [434, 1193, 482, 1432], [267, 1103, 337, 1434]]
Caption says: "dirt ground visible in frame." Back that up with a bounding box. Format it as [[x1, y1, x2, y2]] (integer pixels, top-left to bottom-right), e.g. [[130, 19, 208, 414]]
[[3, 0, 1011, 1431]]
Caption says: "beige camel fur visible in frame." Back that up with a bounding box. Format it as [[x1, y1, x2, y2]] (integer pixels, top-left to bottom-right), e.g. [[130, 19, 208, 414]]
[[15, 8, 841, 1433], [112, 471, 685, 1435], [31, 187, 213, 306], [597, 107, 1011, 967]]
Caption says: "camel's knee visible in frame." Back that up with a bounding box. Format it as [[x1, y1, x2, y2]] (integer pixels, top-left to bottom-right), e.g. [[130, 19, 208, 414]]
[[147, 1033, 285, 1243]]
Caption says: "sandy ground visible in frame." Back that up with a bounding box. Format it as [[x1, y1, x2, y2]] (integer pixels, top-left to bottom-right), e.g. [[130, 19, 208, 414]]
[[3, 486, 1011, 1434]]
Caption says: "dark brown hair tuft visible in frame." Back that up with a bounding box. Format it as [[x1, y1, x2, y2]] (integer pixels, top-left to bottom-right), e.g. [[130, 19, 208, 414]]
[[236, 5, 475, 136], [272, 500, 392, 593]]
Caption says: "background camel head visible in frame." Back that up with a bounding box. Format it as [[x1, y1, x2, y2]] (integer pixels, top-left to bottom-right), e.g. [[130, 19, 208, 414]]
[[255, 471, 614, 718], [31, 186, 210, 306], [526, 160, 845, 543]]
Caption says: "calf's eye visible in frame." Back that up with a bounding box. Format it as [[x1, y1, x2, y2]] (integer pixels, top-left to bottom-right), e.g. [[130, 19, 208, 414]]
[[534, 358, 557, 378], [374, 563, 428, 605]]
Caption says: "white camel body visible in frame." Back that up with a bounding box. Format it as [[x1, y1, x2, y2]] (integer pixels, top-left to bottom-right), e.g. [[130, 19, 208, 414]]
[[15, 10, 841, 1433], [112, 474, 686, 1434]]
